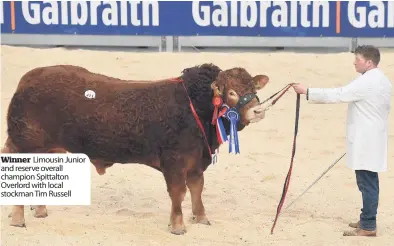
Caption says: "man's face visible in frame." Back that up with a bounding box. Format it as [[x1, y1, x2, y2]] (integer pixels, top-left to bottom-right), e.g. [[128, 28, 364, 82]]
[[353, 53, 373, 74]]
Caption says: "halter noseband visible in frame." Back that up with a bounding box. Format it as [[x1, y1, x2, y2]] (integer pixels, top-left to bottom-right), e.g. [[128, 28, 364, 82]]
[[234, 93, 260, 111]]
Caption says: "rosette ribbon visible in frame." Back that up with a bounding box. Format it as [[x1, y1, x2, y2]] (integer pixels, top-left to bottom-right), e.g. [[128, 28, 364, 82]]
[[211, 95, 223, 125], [225, 107, 240, 154], [216, 104, 229, 144]]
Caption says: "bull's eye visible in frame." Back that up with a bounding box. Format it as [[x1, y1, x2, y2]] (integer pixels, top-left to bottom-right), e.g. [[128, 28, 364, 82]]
[[229, 91, 236, 96]]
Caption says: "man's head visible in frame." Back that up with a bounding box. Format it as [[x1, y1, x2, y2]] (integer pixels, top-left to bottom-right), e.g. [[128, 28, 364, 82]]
[[353, 45, 380, 74], [211, 67, 269, 127]]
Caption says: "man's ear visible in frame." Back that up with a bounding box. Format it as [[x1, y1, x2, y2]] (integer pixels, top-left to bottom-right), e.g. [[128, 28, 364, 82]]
[[252, 75, 269, 90]]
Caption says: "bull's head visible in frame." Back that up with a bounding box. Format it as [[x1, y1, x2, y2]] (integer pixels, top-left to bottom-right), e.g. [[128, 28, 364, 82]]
[[211, 67, 269, 129]]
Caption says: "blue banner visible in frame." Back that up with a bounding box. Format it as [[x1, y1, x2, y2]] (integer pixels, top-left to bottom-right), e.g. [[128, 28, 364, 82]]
[[1, 1, 393, 37]]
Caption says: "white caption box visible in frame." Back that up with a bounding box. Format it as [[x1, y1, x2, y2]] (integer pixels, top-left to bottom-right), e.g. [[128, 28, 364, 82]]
[[0, 153, 91, 205]]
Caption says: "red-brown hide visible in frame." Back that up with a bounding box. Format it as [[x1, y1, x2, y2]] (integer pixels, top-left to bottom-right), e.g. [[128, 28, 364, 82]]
[[3, 64, 269, 234]]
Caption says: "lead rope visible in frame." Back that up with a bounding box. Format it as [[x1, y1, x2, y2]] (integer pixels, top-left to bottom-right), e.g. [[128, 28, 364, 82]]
[[261, 84, 293, 113], [270, 92, 301, 234]]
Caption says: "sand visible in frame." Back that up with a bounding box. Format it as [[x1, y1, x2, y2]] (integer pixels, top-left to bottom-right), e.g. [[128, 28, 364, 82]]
[[1, 45, 393, 246]]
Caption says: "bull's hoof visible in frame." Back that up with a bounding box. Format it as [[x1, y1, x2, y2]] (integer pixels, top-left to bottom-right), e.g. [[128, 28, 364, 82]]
[[10, 218, 26, 228], [10, 222, 26, 228], [31, 206, 48, 218], [169, 223, 187, 235], [33, 209, 48, 218], [197, 219, 211, 225], [192, 215, 211, 225], [171, 227, 187, 235]]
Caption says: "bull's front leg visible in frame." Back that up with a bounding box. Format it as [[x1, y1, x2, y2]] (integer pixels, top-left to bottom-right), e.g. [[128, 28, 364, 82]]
[[9, 205, 25, 227], [30, 205, 48, 218], [186, 169, 210, 225], [162, 167, 187, 235]]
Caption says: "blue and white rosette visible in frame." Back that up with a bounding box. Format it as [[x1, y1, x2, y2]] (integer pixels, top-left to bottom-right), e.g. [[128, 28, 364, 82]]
[[225, 107, 240, 154]]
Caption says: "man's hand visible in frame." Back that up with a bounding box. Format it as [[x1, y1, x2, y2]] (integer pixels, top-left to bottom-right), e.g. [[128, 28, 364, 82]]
[[292, 83, 308, 94]]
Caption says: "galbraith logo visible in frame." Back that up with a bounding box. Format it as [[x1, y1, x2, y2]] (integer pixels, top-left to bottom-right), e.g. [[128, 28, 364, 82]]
[[0, 1, 393, 31], [347, 1, 393, 28], [192, 1, 394, 30], [0, 1, 160, 27], [193, 1, 331, 28]]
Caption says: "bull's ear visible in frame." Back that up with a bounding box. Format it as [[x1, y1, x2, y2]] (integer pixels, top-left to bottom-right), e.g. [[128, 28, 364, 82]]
[[211, 81, 223, 96], [252, 75, 269, 90]]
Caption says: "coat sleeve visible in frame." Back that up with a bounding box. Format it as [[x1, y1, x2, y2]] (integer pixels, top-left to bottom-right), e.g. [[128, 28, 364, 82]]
[[307, 76, 371, 104]]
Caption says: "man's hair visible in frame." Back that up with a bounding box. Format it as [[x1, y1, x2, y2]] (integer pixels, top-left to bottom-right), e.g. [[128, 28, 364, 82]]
[[354, 45, 380, 65]]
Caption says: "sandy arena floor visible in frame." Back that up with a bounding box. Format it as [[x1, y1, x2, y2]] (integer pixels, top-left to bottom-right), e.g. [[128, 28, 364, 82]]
[[1, 45, 393, 246]]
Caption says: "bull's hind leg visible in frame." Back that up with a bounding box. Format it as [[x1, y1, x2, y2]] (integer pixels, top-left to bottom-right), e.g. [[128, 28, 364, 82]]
[[30, 147, 68, 218], [5, 115, 67, 225], [1, 138, 26, 227], [186, 170, 210, 225], [162, 166, 187, 235]]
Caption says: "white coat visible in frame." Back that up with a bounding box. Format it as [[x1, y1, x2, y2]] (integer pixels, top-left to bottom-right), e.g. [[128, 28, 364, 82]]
[[307, 68, 392, 172]]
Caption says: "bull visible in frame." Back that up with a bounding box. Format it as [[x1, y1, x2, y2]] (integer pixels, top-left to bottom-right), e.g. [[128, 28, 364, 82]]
[[2, 63, 269, 234]]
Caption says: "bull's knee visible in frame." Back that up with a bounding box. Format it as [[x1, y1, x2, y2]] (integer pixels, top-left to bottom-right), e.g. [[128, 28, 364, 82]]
[[10, 205, 26, 227]]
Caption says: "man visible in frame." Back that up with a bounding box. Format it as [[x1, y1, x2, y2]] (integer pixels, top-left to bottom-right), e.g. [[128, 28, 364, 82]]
[[292, 45, 392, 237]]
